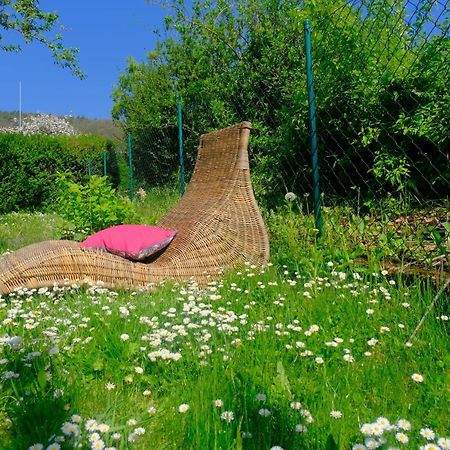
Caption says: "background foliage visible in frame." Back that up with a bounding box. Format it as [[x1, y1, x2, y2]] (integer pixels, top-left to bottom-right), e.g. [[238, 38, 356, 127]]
[[0, 133, 114, 213], [55, 174, 134, 238], [112, 0, 449, 208]]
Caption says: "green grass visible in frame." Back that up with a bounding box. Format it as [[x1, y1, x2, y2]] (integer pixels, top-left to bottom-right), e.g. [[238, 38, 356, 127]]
[[0, 212, 67, 253], [132, 186, 180, 225], [0, 205, 449, 449], [265, 201, 450, 270], [0, 264, 448, 449]]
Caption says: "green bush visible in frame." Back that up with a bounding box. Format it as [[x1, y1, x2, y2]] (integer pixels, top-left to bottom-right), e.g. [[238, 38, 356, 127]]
[[55, 174, 135, 239], [0, 133, 114, 213], [112, 0, 449, 207]]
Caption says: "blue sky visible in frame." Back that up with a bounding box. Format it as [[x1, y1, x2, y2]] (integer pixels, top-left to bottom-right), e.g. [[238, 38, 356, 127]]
[[1, 1, 168, 119], [2, 1, 445, 120]]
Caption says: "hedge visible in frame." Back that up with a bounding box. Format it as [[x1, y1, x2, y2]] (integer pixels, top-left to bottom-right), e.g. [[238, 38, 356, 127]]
[[0, 133, 115, 213]]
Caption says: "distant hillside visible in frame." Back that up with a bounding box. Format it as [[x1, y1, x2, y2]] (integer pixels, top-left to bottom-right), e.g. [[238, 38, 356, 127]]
[[0, 111, 123, 140]]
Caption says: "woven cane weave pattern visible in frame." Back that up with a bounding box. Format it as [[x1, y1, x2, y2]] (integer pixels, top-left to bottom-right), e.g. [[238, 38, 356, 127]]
[[0, 122, 269, 295]]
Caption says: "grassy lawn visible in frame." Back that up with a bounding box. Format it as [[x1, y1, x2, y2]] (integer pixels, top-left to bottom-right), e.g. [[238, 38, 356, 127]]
[[0, 210, 449, 450], [0, 212, 67, 254]]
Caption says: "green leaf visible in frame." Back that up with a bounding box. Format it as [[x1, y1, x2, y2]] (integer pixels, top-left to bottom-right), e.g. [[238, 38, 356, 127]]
[[92, 358, 104, 372], [430, 229, 446, 255], [273, 360, 291, 396], [37, 369, 48, 391], [325, 434, 339, 450], [235, 417, 243, 450]]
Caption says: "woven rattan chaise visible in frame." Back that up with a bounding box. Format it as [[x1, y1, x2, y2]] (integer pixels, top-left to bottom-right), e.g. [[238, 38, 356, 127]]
[[0, 122, 269, 295]]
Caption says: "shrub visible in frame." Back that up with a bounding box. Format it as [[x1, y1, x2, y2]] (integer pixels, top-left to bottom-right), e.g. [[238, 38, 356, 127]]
[[55, 174, 135, 239], [0, 133, 114, 213]]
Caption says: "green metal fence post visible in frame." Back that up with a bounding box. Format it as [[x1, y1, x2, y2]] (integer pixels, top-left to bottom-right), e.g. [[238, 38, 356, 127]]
[[304, 19, 323, 239], [103, 151, 107, 177], [178, 97, 186, 196], [88, 160, 92, 176], [127, 134, 134, 201]]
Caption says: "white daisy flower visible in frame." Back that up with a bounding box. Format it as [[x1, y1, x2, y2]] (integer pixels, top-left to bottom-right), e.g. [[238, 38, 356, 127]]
[[91, 440, 105, 450], [89, 432, 101, 442], [422, 444, 440, 450], [396, 419, 411, 431], [411, 373, 424, 383], [395, 432, 409, 444], [437, 438, 450, 449], [85, 419, 98, 431], [178, 403, 190, 413], [220, 411, 235, 422], [365, 438, 379, 449], [376, 417, 391, 429], [420, 428, 435, 440]]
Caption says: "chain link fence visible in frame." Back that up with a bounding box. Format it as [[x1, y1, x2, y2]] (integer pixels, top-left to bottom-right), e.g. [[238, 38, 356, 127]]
[[111, 0, 449, 274], [307, 0, 449, 272]]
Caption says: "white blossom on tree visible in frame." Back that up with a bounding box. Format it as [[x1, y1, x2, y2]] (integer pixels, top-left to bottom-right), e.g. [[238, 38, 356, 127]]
[[0, 114, 77, 136]]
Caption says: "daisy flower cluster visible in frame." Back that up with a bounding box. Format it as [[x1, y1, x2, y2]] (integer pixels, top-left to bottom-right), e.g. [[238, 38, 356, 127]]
[[209, 392, 314, 440], [255, 393, 314, 435], [28, 415, 146, 450], [127, 265, 409, 374], [0, 260, 448, 448], [353, 417, 449, 449], [0, 263, 414, 384]]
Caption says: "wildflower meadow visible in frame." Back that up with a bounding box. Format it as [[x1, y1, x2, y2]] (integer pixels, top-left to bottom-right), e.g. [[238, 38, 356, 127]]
[[0, 208, 449, 450]]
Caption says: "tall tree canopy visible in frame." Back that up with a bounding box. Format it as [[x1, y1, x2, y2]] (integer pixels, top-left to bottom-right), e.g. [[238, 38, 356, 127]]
[[112, 0, 449, 206]]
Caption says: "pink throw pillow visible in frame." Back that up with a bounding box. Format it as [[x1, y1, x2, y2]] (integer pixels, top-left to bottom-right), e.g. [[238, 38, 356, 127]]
[[80, 224, 177, 261]]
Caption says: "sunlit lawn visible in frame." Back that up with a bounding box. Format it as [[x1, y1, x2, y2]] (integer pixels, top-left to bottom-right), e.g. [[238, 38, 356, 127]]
[[0, 205, 449, 449], [0, 250, 448, 449], [0, 212, 67, 254]]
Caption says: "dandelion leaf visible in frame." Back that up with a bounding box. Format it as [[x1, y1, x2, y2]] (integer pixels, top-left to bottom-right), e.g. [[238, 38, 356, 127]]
[[325, 434, 339, 450], [37, 368, 47, 390], [273, 360, 292, 396]]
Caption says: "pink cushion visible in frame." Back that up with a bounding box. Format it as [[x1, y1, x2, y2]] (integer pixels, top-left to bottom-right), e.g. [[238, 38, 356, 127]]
[[80, 224, 177, 261]]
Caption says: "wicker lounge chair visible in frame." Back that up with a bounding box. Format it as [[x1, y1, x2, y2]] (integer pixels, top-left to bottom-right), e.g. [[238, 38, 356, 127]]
[[0, 122, 269, 295]]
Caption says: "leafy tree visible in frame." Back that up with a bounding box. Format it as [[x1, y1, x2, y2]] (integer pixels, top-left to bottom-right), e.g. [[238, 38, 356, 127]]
[[112, 55, 179, 185], [0, 0, 83, 78], [113, 0, 449, 207]]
